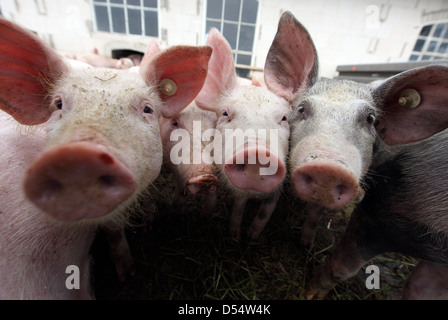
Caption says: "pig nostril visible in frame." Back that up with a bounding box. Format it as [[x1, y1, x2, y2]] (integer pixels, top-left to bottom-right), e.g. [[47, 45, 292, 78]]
[[303, 174, 313, 185], [44, 179, 63, 194], [99, 175, 117, 187], [335, 184, 349, 198]]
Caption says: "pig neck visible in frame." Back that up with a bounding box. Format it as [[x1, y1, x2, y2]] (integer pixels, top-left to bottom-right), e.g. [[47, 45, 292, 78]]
[[0, 114, 97, 299]]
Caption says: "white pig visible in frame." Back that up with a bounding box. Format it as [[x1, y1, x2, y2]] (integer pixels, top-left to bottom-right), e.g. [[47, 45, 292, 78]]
[[195, 20, 318, 241], [0, 18, 211, 299]]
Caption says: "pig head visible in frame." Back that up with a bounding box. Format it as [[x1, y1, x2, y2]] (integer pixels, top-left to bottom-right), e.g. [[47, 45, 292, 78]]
[[0, 17, 212, 223]]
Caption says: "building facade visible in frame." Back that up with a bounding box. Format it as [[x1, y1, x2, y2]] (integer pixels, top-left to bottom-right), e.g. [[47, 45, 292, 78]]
[[1, 0, 447, 78]]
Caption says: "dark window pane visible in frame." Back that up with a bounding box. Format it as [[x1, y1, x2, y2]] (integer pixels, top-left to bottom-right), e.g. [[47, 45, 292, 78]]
[[439, 42, 448, 54], [128, 0, 141, 5], [144, 0, 157, 8], [94, 5, 110, 32], [224, 0, 241, 22], [241, 0, 258, 23], [110, 0, 123, 4], [444, 28, 448, 39], [433, 56, 443, 60], [433, 24, 445, 38], [111, 7, 126, 33], [427, 40, 438, 52], [413, 39, 425, 52], [207, 0, 223, 19], [238, 25, 254, 51], [422, 55, 432, 60], [420, 25, 432, 36], [144, 10, 158, 36], [94, 0, 106, 2], [128, 9, 142, 35], [223, 22, 238, 49], [409, 54, 419, 61], [236, 53, 251, 65], [206, 20, 221, 34]]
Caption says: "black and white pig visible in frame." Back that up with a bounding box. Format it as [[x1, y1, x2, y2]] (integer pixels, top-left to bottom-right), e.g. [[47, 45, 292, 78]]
[[277, 12, 448, 299], [0, 18, 211, 299]]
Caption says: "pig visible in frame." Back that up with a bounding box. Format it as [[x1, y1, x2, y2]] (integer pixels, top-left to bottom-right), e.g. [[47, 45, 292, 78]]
[[159, 101, 219, 217], [306, 125, 448, 300], [0, 17, 211, 299], [278, 13, 448, 299], [195, 14, 318, 241], [60, 48, 135, 69]]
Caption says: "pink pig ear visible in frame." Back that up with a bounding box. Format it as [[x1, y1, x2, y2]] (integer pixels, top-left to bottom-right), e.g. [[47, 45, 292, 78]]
[[0, 18, 68, 125], [264, 11, 319, 103], [140, 45, 212, 118], [373, 65, 448, 145], [195, 28, 238, 112]]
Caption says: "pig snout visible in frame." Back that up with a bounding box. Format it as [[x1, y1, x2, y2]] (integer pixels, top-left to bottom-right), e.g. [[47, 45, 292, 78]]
[[292, 160, 358, 208], [24, 142, 137, 222], [224, 146, 285, 193], [186, 174, 219, 194]]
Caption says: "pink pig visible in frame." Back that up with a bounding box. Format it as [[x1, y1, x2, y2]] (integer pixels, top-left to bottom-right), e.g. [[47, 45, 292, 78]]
[[0, 18, 211, 299], [195, 25, 318, 241]]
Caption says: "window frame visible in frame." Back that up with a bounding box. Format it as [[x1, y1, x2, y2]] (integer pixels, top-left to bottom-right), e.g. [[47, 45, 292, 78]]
[[92, 0, 160, 38], [410, 22, 448, 61], [203, 0, 260, 77]]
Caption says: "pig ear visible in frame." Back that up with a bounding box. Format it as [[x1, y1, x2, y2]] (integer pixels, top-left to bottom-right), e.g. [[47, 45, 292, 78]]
[[264, 11, 319, 103], [195, 28, 238, 112], [373, 65, 448, 145], [141, 40, 161, 63], [140, 45, 212, 118], [0, 18, 68, 125]]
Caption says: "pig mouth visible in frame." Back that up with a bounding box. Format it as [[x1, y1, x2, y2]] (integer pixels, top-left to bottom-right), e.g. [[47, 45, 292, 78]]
[[186, 174, 219, 194]]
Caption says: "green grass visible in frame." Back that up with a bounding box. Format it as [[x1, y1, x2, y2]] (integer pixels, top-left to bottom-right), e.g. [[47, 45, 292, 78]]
[[91, 169, 415, 300]]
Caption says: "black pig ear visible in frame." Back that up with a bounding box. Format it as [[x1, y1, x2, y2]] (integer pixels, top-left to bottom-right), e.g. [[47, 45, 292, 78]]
[[373, 64, 448, 145], [264, 11, 319, 103]]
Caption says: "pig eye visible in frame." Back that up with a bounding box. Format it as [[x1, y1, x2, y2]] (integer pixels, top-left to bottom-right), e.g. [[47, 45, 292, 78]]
[[297, 106, 305, 114], [143, 105, 153, 114], [54, 97, 63, 109], [172, 120, 179, 127], [222, 111, 229, 117], [281, 115, 288, 121], [366, 113, 376, 125]]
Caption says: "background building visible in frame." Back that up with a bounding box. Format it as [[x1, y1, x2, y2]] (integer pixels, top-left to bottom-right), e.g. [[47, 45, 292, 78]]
[[1, 0, 447, 78]]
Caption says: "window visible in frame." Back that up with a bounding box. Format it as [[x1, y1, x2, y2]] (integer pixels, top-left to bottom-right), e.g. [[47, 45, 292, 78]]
[[205, 0, 259, 78], [409, 23, 448, 61], [93, 0, 158, 37]]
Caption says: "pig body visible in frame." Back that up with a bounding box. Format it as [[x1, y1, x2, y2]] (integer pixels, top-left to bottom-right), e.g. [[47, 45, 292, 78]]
[[0, 18, 211, 299], [159, 102, 219, 217], [195, 18, 319, 241]]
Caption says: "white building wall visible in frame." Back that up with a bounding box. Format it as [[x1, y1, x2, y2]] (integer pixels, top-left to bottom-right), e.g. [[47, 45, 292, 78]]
[[1, 0, 447, 78]]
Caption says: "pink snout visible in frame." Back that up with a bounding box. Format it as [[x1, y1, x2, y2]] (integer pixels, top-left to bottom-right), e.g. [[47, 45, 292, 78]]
[[24, 142, 137, 222], [292, 160, 359, 209], [224, 146, 285, 193], [186, 174, 219, 194]]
